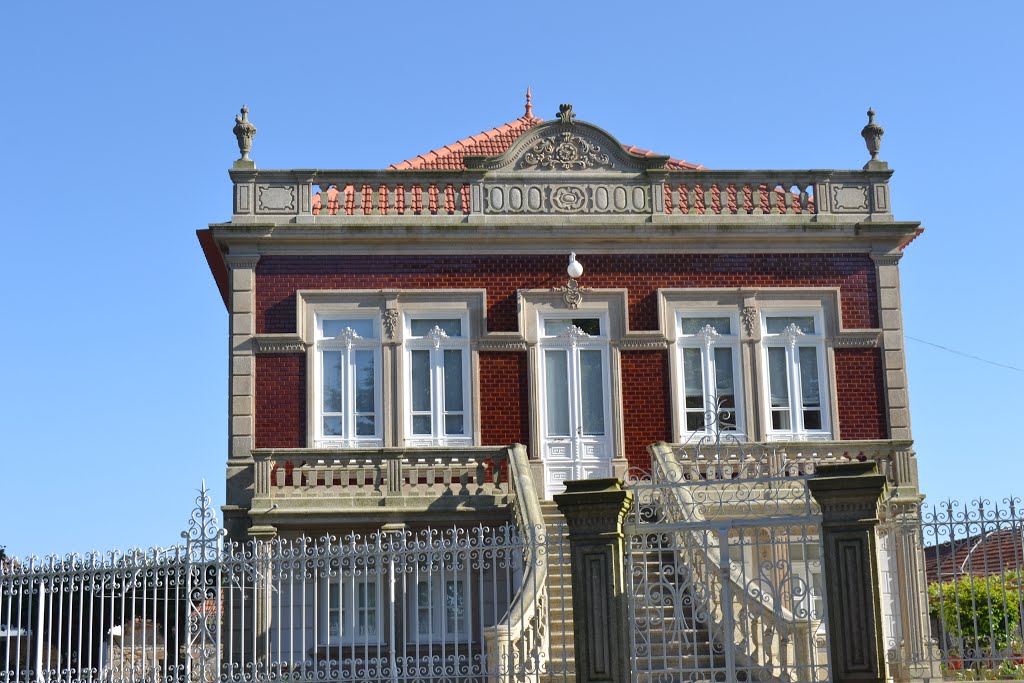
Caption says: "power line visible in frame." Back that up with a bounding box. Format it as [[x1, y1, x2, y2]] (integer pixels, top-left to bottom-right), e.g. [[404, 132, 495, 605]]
[[906, 335, 1024, 373]]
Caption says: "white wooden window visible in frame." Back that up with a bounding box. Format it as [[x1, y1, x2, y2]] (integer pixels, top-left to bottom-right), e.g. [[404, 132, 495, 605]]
[[404, 316, 472, 446], [411, 576, 468, 642], [676, 313, 743, 437], [315, 316, 382, 447], [324, 576, 381, 644], [761, 311, 831, 440]]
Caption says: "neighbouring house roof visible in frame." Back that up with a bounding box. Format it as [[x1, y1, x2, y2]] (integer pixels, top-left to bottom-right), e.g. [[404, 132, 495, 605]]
[[389, 91, 702, 171], [925, 527, 1024, 583]]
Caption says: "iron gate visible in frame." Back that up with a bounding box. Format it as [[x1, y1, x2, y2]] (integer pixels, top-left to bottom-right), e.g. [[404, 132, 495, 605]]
[[625, 441, 832, 683]]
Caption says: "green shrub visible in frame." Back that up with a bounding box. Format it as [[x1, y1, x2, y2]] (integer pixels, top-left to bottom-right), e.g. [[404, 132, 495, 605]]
[[928, 573, 1021, 655]]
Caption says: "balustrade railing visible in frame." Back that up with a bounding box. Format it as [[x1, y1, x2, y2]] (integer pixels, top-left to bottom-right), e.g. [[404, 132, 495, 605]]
[[251, 447, 510, 512], [662, 175, 816, 216], [668, 439, 916, 489], [229, 168, 890, 221]]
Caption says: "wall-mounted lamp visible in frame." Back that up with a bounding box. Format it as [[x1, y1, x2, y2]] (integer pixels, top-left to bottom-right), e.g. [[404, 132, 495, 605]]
[[567, 252, 584, 279]]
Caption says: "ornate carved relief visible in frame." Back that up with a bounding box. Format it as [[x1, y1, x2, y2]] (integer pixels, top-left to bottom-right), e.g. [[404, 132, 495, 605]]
[[256, 184, 296, 213], [554, 279, 587, 309], [519, 132, 612, 171], [740, 306, 758, 337], [833, 331, 882, 348], [383, 309, 400, 339]]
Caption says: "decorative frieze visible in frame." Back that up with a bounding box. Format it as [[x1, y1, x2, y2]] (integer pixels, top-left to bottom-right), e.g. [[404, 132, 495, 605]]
[[833, 330, 882, 348], [617, 338, 668, 351], [477, 339, 528, 352], [484, 182, 649, 214], [253, 334, 305, 354]]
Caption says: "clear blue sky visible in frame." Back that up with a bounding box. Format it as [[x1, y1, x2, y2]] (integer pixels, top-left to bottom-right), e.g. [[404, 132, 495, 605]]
[[1, 1, 1021, 558]]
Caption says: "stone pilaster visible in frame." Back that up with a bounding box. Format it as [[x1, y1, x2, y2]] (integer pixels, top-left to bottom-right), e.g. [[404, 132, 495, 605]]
[[872, 253, 911, 440], [554, 478, 633, 683], [225, 253, 260, 536], [808, 461, 888, 683]]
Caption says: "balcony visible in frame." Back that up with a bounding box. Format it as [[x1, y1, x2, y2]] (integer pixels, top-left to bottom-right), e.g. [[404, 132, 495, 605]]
[[250, 446, 513, 526]]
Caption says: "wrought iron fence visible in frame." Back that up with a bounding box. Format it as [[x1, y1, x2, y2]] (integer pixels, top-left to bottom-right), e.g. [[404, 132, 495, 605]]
[[625, 434, 831, 683], [0, 486, 573, 683], [881, 497, 1024, 680]]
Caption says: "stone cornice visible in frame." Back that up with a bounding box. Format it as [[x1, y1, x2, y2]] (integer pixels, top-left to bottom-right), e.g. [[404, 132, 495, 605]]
[[616, 338, 669, 351], [832, 330, 882, 348], [477, 339, 528, 352], [870, 253, 903, 266], [223, 254, 261, 269], [253, 333, 306, 354]]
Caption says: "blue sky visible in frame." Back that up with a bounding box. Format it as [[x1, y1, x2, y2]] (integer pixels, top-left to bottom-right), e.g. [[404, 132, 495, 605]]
[[1, 1, 1021, 557]]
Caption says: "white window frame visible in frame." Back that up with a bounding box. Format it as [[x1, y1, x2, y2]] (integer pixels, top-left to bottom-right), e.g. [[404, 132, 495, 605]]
[[403, 313, 472, 447], [313, 314, 383, 448], [675, 310, 745, 439], [760, 308, 831, 441], [322, 574, 382, 645], [409, 574, 469, 643]]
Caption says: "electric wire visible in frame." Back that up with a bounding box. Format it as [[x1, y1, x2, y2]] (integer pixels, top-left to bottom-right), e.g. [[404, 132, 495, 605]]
[[906, 335, 1024, 373]]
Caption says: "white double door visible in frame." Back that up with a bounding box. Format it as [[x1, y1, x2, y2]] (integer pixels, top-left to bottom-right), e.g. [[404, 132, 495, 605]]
[[539, 321, 613, 498]]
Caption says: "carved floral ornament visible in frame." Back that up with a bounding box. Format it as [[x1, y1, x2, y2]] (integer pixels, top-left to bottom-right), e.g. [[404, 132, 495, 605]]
[[425, 325, 448, 350], [383, 309, 400, 339], [740, 306, 758, 336], [519, 131, 613, 171], [554, 278, 588, 309], [556, 324, 591, 347], [698, 324, 719, 351]]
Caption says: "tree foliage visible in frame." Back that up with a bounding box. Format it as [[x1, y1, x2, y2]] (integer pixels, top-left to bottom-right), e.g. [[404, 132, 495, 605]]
[[929, 573, 1022, 654]]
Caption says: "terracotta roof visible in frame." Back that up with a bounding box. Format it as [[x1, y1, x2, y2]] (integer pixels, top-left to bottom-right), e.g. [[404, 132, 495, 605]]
[[925, 527, 1024, 583], [389, 97, 702, 171]]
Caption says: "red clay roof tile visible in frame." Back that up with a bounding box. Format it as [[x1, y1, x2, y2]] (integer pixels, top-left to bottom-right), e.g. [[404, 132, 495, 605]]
[[389, 113, 702, 171]]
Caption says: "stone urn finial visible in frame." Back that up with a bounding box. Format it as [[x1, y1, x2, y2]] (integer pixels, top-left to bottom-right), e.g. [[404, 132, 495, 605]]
[[861, 108, 884, 162], [233, 105, 257, 167]]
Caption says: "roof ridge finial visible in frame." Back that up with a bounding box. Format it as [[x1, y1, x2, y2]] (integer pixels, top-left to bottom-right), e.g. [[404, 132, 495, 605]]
[[525, 87, 533, 118], [860, 106, 886, 170]]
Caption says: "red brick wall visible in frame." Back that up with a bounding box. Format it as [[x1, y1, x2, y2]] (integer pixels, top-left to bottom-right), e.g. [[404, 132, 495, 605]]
[[252, 254, 886, 448], [479, 353, 530, 446], [834, 348, 888, 440], [255, 254, 878, 334], [620, 351, 673, 471], [256, 355, 306, 448]]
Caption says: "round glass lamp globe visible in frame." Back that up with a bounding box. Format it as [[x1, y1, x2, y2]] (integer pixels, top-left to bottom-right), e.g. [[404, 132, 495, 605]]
[[567, 259, 584, 279]]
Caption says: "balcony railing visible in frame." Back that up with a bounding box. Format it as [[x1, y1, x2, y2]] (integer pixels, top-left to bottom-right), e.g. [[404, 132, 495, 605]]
[[664, 438, 917, 489], [251, 446, 512, 517], [228, 168, 893, 222]]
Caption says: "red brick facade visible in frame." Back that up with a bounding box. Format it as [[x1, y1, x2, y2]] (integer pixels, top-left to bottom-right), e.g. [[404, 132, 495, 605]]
[[255, 354, 306, 448], [479, 353, 531, 447], [834, 348, 888, 440], [255, 253, 878, 334], [252, 253, 888, 450], [620, 351, 673, 471]]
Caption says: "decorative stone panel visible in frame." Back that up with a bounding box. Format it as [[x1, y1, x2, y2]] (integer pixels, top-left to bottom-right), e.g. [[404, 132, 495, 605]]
[[483, 183, 649, 214], [256, 184, 297, 214], [831, 184, 870, 212]]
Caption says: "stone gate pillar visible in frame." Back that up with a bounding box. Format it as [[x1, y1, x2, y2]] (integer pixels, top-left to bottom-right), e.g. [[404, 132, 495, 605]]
[[808, 461, 888, 683], [554, 478, 633, 683]]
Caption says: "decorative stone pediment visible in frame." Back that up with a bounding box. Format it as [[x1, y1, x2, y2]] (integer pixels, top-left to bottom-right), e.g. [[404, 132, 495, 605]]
[[464, 120, 668, 174]]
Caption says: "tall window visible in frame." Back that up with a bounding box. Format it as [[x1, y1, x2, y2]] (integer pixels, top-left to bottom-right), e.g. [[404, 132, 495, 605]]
[[324, 576, 381, 644], [677, 314, 743, 436], [316, 316, 382, 447], [411, 576, 468, 642], [405, 316, 471, 446], [762, 312, 830, 440]]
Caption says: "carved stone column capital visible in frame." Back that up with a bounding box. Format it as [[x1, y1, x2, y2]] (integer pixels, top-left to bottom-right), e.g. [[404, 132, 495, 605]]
[[224, 254, 262, 271]]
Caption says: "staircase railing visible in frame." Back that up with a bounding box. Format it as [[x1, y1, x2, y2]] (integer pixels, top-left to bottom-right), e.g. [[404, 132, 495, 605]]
[[646, 442, 817, 682], [483, 444, 549, 683]]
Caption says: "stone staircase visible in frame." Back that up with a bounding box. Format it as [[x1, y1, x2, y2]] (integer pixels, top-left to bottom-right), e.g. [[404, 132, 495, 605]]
[[540, 502, 575, 683], [541, 501, 741, 683]]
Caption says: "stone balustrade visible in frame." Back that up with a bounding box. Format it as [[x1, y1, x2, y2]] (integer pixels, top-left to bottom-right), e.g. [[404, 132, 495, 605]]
[[664, 438, 917, 490], [228, 168, 892, 222], [250, 446, 512, 517]]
